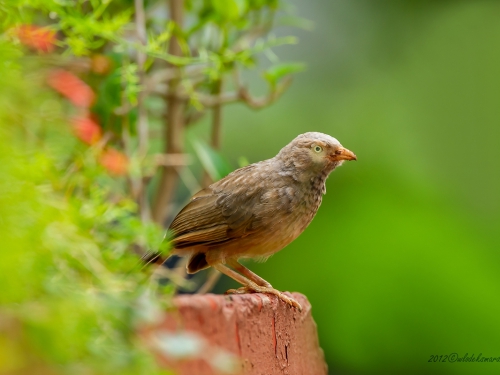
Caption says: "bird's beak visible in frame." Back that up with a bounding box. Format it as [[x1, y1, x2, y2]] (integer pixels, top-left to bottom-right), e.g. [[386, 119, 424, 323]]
[[331, 147, 357, 161]]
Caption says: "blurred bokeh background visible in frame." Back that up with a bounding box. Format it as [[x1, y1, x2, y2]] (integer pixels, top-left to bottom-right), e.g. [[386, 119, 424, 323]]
[[2, 0, 500, 374], [208, 1, 500, 374]]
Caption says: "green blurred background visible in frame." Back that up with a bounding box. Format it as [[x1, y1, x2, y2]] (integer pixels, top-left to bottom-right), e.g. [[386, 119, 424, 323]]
[[3, 0, 500, 374], [204, 1, 500, 374]]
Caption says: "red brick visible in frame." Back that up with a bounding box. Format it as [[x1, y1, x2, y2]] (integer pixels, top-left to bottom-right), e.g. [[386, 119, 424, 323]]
[[147, 293, 327, 375]]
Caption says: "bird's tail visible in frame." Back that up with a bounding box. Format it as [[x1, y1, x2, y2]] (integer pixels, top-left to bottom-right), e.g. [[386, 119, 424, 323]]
[[141, 251, 168, 269]]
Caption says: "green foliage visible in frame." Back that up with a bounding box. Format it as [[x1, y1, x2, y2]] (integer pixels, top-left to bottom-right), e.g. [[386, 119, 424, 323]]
[[0, 42, 168, 374], [219, 2, 500, 375], [263, 62, 305, 88], [0, 0, 304, 373]]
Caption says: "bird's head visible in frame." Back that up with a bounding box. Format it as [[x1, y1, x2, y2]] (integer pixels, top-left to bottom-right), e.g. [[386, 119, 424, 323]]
[[277, 132, 356, 179]]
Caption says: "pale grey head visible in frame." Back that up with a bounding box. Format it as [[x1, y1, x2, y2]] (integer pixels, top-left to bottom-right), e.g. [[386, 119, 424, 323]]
[[276, 132, 356, 181]]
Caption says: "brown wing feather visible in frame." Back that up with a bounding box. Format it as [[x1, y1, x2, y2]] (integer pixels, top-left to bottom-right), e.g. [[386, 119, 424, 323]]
[[169, 164, 265, 251]]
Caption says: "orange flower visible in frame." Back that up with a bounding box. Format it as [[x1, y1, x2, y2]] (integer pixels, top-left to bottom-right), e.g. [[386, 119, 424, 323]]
[[91, 54, 113, 75], [99, 148, 129, 176], [48, 69, 95, 108], [16, 25, 56, 53], [71, 116, 102, 145]]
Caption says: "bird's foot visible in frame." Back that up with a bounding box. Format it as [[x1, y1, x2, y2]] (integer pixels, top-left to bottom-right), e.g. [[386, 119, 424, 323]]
[[226, 286, 302, 311], [226, 286, 250, 295]]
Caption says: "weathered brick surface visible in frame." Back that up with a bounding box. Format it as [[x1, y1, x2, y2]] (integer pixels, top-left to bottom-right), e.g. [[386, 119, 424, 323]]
[[149, 293, 327, 375]]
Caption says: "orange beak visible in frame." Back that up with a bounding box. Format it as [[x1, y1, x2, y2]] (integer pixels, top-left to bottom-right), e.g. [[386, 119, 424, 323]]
[[331, 147, 357, 161]]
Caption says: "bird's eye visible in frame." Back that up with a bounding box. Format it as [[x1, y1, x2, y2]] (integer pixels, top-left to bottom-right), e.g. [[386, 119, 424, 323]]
[[313, 145, 323, 153]]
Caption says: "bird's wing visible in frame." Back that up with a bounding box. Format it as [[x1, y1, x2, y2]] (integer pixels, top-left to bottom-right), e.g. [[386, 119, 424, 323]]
[[169, 164, 266, 250]]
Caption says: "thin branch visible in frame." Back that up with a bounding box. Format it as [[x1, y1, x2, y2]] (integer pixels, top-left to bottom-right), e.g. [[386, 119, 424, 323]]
[[134, 0, 148, 155], [23, 55, 92, 72], [152, 0, 185, 225], [238, 76, 292, 108], [150, 264, 196, 290], [196, 269, 221, 294], [185, 109, 207, 127], [160, 75, 293, 109], [122, 115, 141, 201], [211, 79, 223, 150], [134, 154, 191, 183], [146, 65, 206, 86], [210, 79, 223, 149], [134, 0, 150, 222], [154, 153, 192, 167], [147, 73, 206, 96], [202, 78, 223, 187], [232, 25, 271, 53], [195, 91, 240, 107]]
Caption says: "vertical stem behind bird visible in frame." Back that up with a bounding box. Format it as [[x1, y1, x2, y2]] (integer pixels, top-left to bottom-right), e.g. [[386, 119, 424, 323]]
[[141, 0, 301, 227], [152, 0, 185, 224]]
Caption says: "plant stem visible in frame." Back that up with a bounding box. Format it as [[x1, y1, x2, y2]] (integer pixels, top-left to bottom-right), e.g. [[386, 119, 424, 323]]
[[134, 0, 150, 222], [202, 79, 223, 187], [152, 0, 185, 224], [210, 79, 223, 150]]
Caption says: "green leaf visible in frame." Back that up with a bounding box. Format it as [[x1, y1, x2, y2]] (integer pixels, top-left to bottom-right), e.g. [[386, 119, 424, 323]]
[[263, 62, 305, 87], [191, 139, 233, 181], [92, 67, 122, 130], [212, 0, 246, 22]]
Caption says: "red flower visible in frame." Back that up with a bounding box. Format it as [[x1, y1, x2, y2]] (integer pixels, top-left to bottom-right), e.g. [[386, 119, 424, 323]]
[[47, 69, 95, 108], [16, 25, 56, 53], [99, 148, 129, 176], [71, 116, 102, 145]]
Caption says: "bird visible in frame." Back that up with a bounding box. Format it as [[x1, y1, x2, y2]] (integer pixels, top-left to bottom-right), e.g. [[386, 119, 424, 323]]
[[148, 132, 356, 310]]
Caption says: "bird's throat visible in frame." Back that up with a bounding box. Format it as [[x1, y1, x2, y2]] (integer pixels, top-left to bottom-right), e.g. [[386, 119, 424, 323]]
[[310, 170, 329, 196]]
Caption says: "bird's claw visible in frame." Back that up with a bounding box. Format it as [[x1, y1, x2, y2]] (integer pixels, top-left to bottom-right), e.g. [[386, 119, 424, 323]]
[[225, 286, 250, 295], [226, 285, 302, 311]]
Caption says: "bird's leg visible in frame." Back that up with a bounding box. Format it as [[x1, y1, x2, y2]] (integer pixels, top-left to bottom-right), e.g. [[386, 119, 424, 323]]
[[212, 263, 302, 311], [226, 259, 272, 288]]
